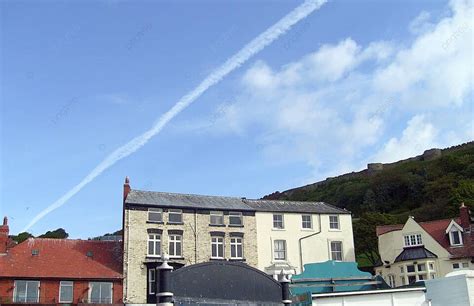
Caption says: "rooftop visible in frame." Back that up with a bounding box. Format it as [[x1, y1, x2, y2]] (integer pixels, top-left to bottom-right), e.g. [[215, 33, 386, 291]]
[[0, 238, 122, 279], [125, 189, 350, 214]]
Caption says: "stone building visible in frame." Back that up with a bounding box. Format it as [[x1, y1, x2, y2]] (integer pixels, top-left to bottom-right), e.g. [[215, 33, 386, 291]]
[[122, 178, 355, 304]]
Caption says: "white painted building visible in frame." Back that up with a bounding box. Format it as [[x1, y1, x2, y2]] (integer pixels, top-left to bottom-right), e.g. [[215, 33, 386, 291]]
[[245, 200, 355, 277]]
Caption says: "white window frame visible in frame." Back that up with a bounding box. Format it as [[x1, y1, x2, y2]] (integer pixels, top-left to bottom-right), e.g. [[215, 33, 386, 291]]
[[329, 240, 343, 261], [147, 233, 161, 257], [88, 282, 113, 304], [329, 215, 340, 230], [403, 233, 423, 247], [230, 237, 243, 259], [229, 212, 243, 226], [273, 214, 284, 229], [211, 236, 224, 259], [168, 209, 183, 223], [302, 214, 312, 229], [147, 208, 163, 223], [273, 239, 287, 260], [59, 281, 74, 303], [387, 274, 395, 288], [148, 269, 156, 295], [168, 234, 182, 258], [13, 280, 40, 303], [449, 229, 463, 246], [210, 211, 224, 225]]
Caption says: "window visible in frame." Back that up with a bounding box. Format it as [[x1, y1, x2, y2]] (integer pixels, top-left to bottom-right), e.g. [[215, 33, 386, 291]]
[[417, 263, 426, 272], [417, 274, 426, 281], [462, 262, 469, 268], [429, 263, 434, 270], [210, 211, 224, 225], [59, 281, 73, 303], [230, 237, 243, 259], [89, 282, 112, 304], [453, 262, 469, 270], [400, 277, 406, 286], [229, 212, 243, 226], [388, 275, 395, 288], [404, 234, 422, 247], [431, 273, 436, 279], [211, 236, 224, 258], [274, 240, 286, 260], [148, 234, 161, 257], [148, 208, 163, 222], [400, 266, 404, 273], [168, 209, 182, 223], [408, 275, 417, 284], [148, 269, 156, 295], [329, 215, 340, 230], [13, 280, 40, 303], [168, 235, 182, 257], [450, 230, 463, 246], [407, 265, 415, 273], [453, 263, 460, 269], [302, 215, 312, 229], [330, 241, 343, 261], [273, 214, 284, 229]]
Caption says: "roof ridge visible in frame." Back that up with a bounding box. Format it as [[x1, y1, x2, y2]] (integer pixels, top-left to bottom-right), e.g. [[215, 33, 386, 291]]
[[419, 217, 458, 225], [131, 189, 246, 200]]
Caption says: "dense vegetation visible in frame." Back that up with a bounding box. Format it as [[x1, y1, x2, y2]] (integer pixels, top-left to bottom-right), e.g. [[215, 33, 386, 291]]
[[11, 228, 69, 244], [264, 142, 474, 267]]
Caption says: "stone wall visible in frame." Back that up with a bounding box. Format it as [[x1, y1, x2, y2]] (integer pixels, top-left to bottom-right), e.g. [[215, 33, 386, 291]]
[[123, 206, 258, 304]]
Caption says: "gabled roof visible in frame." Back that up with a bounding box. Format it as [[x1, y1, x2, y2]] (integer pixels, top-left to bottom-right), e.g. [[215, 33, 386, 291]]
[[376, 217, 474, 258], [394, 246, 438, 263], [0, 238, 122, 279], [125, 189, 350, 214]]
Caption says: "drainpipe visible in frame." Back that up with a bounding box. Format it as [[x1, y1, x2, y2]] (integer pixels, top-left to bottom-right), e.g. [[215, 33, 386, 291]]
[[299, 214, 322, 273], [194, 210, 197, 264]]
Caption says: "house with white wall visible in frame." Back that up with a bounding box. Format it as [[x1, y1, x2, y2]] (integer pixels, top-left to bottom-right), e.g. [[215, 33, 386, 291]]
[[375, 203, 473, 287], [245, 199, 355, 278]]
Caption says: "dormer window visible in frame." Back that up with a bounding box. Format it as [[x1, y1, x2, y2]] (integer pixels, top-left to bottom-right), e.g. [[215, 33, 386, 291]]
[[449, 229, 463, 246], [446, 220, 464, 246]]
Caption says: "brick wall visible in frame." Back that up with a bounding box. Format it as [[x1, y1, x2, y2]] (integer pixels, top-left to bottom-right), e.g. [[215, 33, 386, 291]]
[[0, 279, 122, 304]]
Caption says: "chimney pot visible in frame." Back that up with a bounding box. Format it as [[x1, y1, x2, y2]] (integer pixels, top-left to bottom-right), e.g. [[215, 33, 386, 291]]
[[123, 176, 131, 202], [0, 216, 10, 254]]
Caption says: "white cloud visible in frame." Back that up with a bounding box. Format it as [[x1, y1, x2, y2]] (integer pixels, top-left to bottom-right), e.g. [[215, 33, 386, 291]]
[[187, 0, 473, 182], [372, 115, 439, 163]]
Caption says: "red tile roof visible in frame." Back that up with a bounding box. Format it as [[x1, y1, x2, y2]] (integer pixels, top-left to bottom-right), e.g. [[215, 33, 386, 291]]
[[376, 218, 474, 258], [0, 238, 122, 279]]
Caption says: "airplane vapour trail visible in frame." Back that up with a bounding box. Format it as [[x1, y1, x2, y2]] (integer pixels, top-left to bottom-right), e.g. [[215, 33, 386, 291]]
[[22, 0, 327, 232]]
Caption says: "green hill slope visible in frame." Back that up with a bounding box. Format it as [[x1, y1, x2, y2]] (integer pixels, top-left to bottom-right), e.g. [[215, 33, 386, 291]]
[[263, 141, 474, 267]]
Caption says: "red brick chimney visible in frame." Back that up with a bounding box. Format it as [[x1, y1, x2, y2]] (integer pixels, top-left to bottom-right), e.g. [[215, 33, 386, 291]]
[[123, 176, 131, 202], [0, 216, 10, 254], [459, 202, 471, 229]]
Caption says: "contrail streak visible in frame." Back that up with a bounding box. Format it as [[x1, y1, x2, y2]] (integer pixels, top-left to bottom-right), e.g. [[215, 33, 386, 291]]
[[23, 0, 327, 232]]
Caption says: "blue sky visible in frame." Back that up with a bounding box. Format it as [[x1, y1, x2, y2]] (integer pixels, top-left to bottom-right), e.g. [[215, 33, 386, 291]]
[[1, 0, 472, 238]]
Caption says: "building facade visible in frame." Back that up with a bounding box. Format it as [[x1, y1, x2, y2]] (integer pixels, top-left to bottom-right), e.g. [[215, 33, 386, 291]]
[[0, 218, 123, 304], [245, 200, 355, 277], [375, 203, 473, 287], [122, 177, 355, 304]]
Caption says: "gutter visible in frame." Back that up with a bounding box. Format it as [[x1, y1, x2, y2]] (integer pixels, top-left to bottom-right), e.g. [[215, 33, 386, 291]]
[[299, 214, 322, 273]]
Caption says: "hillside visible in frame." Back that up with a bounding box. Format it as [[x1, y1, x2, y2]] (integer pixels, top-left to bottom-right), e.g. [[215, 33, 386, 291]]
[[263, 141, 474, 267]]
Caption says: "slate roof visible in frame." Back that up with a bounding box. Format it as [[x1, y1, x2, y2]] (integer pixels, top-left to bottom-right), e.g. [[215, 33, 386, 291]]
[[0, 238, 123, 279], [125, 189, 350, 214], [394, 246, 438, 263], [244, 199, 349, 214]]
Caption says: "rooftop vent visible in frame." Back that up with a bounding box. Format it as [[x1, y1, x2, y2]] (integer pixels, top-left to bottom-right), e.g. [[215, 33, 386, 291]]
[[86, 251, 93, 257], [32, 249, 39, 256]]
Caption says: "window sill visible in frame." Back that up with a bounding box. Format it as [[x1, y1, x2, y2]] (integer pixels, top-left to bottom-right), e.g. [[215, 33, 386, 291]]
[[228, 224, 244, 228], [210, 257, 225, 261], [209, 224, 226, 227], [449, 244, 464, 248], [229, 258, 246, 262], [169, 256, 185, 260], [167, 222, 184, 225], [272, 228, 285, 231], [301, 228, 314, 231], [328, 228, 341, 232], [146, 256, 162, 260], [147, 221, 164, 224]]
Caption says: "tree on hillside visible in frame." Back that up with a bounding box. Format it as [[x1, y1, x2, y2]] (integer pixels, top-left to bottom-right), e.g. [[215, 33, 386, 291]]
[[38, 228, 69, 239], [11, 232, 33, 244]]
